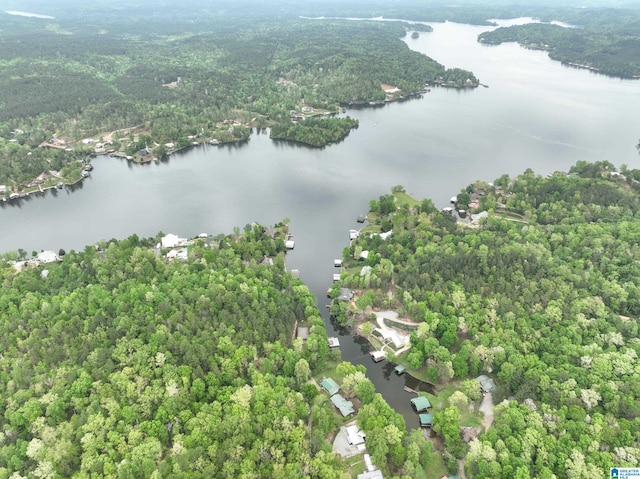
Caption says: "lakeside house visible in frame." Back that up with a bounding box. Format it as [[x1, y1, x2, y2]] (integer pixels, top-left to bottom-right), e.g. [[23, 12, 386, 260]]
[[338, 288, 354, 301], [160, 233, 187, 249], [320, 377, 340, 396], [166, 248, 188, 261], [36, 251, 60, 264], [345, 425, 366, 446], [330, 394, 355, 417], [476, 375, 497, 394]]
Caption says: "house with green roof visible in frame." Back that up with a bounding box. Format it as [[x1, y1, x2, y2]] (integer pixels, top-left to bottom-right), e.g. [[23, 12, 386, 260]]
[[330, 394, 355, 416], [320, 377, 340, 396]]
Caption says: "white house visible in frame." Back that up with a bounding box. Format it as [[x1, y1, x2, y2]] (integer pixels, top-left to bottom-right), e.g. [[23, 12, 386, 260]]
[[161, 233, 186, 249], [37, 251, 59, 263]]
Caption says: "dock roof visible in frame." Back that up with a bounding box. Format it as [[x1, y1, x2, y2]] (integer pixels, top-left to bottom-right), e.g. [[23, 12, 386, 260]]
[[411, 396, 431, 412], [419, 413, 434, 426], [394, 364, 406, 374], [320, 377, 340, 396]]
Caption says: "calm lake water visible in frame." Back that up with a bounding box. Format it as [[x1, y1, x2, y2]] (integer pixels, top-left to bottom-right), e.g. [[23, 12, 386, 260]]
[[2, 19, 639, 428]]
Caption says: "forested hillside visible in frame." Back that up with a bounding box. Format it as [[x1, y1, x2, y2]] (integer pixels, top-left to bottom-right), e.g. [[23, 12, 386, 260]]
[[478, 8, 640, 79], [335, 162, 640, 477], [0, 226, 344, 478], [0, 9, 476, 192], [0, 222, 437, 478]]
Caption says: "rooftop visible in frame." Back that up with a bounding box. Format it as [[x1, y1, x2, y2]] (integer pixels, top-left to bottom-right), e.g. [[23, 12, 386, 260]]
[[419, 413, 434, 426], [411, 396, 431, 412], [330, 394, 355, 416], [320, 377, 340, 396]]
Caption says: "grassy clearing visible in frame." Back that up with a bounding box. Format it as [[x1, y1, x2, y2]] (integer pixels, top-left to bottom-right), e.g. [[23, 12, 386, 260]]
[[345, 456, 365, 478], [394, 191, 421, 207], [425, 453, 449, 479]]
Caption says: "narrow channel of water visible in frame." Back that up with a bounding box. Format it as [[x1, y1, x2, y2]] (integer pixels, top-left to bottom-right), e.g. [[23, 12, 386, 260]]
[[2, 18, 640, 429]]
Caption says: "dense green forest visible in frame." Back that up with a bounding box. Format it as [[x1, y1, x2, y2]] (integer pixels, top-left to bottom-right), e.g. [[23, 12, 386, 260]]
[[0, 6, 477, 193], [478, 8, 640, 78], [270, 117, 359, 147], [334, 162, 640, 477], [0, 223, 436, 478]]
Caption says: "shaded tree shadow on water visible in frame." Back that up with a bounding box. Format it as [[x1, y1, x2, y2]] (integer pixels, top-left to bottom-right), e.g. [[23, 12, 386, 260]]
[[404, 373, 436, 395], [270, 138, 326, 151], [67, 180, 85, 194], [382, 361, 395, 380]]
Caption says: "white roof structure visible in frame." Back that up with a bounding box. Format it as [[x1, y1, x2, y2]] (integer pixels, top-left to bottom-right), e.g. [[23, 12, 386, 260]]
[[166, 249, 188, 261], [161, 233, 186, 249], [345, 425, 366, 446], [37, 251, 59, 263]]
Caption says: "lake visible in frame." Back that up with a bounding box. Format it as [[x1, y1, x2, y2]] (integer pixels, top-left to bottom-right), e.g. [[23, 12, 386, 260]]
[[2, 18, 639, 428]]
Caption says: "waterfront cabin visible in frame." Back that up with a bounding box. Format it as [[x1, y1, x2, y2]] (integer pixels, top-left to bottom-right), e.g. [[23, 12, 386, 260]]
[[346, 425, 366, 446], [333, 273, 341, 283], [394, 365, 406, 375], [334, 259, 343, 267], [370, 350, 386, 362], [338, 288, 354, 301], [330, 394, 355, 416], [328, 337, 340, 348], [450, 196, 457, 204], [476, 375, 497, 394], [410, 396, 431, 412], [349, 229, 360, 240], [419, 413, 434, 428], [285, 239, 295, 249], [320, 377, 340, 396]]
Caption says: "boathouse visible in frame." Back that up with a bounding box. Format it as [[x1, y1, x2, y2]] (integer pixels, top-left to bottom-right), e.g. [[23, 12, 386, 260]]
[[370, 350, 386, 362], [419, 413, 434, 427], [411, 396, 431, 412]]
